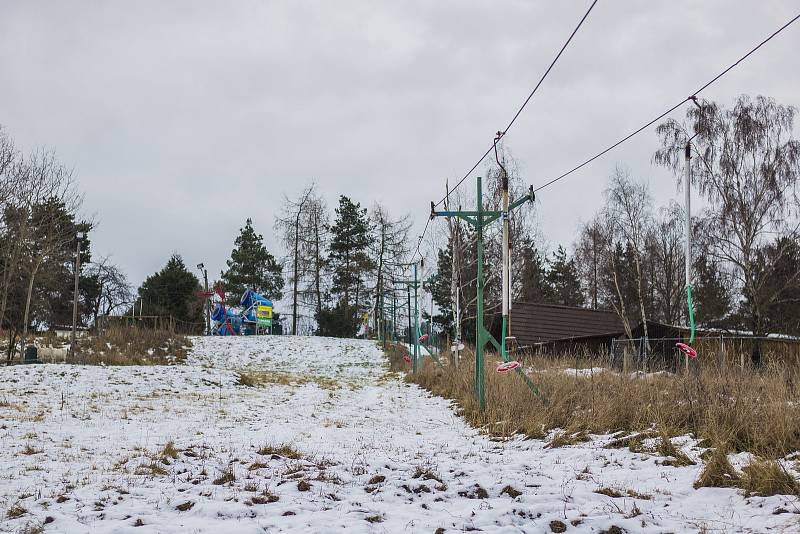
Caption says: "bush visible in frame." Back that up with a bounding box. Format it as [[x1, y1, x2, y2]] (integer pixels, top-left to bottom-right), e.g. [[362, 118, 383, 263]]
[[80, 326, 190, 365]]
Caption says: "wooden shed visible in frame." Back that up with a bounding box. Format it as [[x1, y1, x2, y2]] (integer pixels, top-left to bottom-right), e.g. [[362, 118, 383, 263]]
[[509, 302, 624, 353]]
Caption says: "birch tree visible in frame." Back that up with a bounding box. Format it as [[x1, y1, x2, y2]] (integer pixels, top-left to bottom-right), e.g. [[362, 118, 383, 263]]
[[655, 96, 800, 360]]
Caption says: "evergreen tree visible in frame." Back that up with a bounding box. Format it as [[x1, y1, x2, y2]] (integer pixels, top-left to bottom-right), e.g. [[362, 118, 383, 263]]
[[221, 218, 284, 301], [137, 254, 202, 327], [757, 236, 800, 335], [315, 300, 361, 338], [693, 254, 731, 329], [328, 196, 373, 308], [315, 196, 373, 338], [518, 242, 553, 303], [427, 244, 454, 332], [545, 245, 584, 306]]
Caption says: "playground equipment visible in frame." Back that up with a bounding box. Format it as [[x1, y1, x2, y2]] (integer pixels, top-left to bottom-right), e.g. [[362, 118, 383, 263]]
[[208, 287, 275, 336]]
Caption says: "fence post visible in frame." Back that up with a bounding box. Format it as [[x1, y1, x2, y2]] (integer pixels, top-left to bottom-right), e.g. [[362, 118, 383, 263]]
[[623, 340, 630, 374], [718, 333, 724, 370]]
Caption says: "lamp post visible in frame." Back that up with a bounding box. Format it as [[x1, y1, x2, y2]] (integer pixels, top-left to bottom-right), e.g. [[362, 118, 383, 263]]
[[197, 263, 210, 335], [70, 231, 86, 361]]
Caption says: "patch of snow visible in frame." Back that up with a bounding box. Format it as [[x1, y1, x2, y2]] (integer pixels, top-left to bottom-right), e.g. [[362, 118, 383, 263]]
[[0, 335, 797, 533]]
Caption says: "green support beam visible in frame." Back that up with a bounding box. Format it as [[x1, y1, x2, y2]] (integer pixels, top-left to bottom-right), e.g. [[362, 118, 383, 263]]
[[431, 177, 543, 411]]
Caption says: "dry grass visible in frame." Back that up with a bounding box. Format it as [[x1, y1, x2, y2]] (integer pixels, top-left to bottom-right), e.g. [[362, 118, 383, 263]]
[[257, 443, 303, 460], [213, 466, 235, 485], [739, 458, 800, 496], [160, 440, 180, 461], [6, 503, 27, 519], [80, 326, 190, 365], [389, 344, 800, 459], [236, 370, 340, 389]]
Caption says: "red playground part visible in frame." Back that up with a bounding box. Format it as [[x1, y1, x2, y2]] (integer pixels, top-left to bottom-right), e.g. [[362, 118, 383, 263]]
[[419, 333, 429, 343], [496, 360, 521, 373], [403, 355, 412, 363], [675, 342, 698, 358]]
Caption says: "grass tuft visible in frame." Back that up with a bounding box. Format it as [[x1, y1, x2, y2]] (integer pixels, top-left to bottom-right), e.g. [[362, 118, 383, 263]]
[[257, 444, 302, 460], [213, 466, 235, 485], [739, 458, 800, 497], [694, 447, 740, 489]]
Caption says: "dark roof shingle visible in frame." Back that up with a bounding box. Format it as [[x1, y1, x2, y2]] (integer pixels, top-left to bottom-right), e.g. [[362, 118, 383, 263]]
[[510, 302, 623, 345]]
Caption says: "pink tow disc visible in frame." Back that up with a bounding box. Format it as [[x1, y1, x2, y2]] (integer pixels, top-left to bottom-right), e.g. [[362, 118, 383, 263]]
[[675, 342, 698, 358], [403, 355, 412, 363], [419, 334, 429, 343], [496, 361, 521, 373]]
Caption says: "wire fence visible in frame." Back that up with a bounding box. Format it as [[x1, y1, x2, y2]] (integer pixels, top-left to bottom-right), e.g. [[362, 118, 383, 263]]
[[607, 335, 800, 373]]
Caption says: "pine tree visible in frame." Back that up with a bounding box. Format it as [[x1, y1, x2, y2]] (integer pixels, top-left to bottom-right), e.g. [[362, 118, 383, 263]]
[[518, 242, 553, 303], [427, 244, 454, 331], [693, 255, 731, 329], [328, 196, 373, 308], [545, 245, 584, 306], [137, 254, 202, 327], [221, 218, 284, 302]]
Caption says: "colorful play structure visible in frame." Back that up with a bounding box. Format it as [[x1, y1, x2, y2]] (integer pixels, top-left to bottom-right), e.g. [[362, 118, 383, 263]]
[[209, 287, 275, 336]]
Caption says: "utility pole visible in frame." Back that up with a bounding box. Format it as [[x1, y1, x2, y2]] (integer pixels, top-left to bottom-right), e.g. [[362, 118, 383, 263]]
[[197, 263, 210, 335], [70, 231, 84, 362], [413, 262, 420, 373], [395, 264, 426, 373]]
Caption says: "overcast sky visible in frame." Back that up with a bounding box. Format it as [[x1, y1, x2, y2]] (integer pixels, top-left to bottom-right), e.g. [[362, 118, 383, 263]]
[[1, 1, 798, 289]]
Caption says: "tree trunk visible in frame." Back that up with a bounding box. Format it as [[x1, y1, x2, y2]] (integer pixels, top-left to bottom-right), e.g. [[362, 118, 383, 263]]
[[20, 256, 44, 353], [634, 253, 650, 353], [292, 209, 301, 335], [313, 211, 322, 314]]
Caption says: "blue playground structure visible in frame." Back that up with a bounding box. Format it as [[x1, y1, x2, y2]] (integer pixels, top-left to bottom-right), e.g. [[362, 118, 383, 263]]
[[210, 288, 274, 336]]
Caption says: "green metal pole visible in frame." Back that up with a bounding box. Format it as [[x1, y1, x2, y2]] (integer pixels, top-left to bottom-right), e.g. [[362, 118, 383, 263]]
[[413, 263, 420, 373], [475, 176, 485, 413], [406, 286, 413, 359], [392, 292, 397, 344]]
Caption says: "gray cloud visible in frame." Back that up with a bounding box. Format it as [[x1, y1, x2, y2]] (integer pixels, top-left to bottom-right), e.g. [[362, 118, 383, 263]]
[[1, 0, 798, 287]]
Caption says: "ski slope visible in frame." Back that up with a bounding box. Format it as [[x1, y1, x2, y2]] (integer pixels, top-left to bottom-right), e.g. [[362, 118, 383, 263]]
[[0, 335, 798, 533]]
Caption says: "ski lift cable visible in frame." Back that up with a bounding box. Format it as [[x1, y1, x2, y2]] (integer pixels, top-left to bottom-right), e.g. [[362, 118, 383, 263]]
[[432, 0, 600, 209], [533, 11, 800, 194], [413, 0, 600, 260]]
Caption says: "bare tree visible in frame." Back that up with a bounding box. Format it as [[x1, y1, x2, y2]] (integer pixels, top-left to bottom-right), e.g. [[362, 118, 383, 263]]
[[2, 149, 82, 334], [604, 167, 654, 346], [369, 202, 411, 332], [646, 202, 685, 325], [655, 95, 800, 353], [84, 256, 133, 325], [276, 185, 315, 335], [575, 218, 605, 309], [301, 192, 330, 318]]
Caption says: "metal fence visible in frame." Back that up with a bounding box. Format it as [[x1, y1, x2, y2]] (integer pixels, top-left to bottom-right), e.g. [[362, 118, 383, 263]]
[[608, 335, 800, 373]]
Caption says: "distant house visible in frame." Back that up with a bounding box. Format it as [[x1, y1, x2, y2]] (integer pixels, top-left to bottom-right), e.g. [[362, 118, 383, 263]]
[[509, 302, 624, 353]]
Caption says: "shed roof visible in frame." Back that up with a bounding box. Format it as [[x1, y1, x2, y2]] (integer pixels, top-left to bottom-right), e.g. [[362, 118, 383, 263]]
[[510, 302, 624, 345]]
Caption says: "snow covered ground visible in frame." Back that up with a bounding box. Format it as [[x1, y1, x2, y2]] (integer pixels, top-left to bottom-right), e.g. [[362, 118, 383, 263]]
[[1, 335, 798, 533]]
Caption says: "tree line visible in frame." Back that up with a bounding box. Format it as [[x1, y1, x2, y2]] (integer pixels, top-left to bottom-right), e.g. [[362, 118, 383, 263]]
[[0, 127, 132, 361], [4, 93, 797, 351], [430, 95, 800, 352], [128, 186, 412, 339]]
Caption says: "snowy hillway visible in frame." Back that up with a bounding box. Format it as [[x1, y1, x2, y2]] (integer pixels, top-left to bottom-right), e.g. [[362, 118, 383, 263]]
[[1, 336, 798, 533]]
